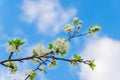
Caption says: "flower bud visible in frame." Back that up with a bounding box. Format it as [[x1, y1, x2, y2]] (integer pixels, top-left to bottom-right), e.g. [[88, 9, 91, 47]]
[[77, 25, 82, 31], [72, 17, 79, 25]]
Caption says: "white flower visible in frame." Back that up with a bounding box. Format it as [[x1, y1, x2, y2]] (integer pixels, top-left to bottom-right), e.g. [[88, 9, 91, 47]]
[[25, 70, 33, 75], [53, 38, 69, 54], [32, 44, 47, 56], [7, 45, 21, 53], [40, 66, 45, 72], [64, 24, 74, 33], [72, 17, 79, 25]]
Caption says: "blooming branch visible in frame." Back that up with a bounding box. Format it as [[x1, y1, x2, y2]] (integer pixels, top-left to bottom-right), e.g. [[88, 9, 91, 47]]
[[0, 17, 100, 80]]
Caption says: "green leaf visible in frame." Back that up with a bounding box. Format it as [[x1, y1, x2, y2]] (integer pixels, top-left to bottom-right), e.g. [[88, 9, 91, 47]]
[[8, 38, 26, 46], [30, 71, 36, 80], [89, 60, 96, 70], [48, 60, 57, 68], [60, 50, 66, 56], [19, 42, 26, 46], [8, 40, 14, 45], [72, 17, 79, 25], [7, 62, 18, 74], [73, 54, 81, 60], [70, 61, 78, 66], [48, 43, 53, 49], [52, 60, 57, 66], [7, 61, 14, 68]]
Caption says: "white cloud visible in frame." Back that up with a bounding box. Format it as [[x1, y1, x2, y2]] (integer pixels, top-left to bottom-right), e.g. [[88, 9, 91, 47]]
[[38, 74, 48, 80], [0, 61, 30, 80], [0, 68, 26, 80], [79, 37, 120, 80], [21, 0, 77, 35]]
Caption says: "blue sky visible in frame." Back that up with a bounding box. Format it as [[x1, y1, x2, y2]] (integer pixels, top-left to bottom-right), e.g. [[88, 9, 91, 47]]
[[0, 0, 120, 80]]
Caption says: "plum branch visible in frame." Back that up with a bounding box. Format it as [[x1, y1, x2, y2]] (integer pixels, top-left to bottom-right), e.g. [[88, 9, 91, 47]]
[[0, 17, 100, 80]]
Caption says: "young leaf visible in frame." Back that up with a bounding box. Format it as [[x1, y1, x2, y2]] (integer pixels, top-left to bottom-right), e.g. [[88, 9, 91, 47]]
[[30, 71, 36, 80], [73, 54, 82, 60], [48, 43, 53, 49], [60, 50, 66, 56], [89, 60, 96, 70]]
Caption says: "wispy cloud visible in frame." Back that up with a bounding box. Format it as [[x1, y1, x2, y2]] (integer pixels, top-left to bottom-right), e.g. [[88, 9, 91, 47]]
[[21, 0, 77, 35], [0, 67, 26, 80], [79, 37, 120, 80], [0, 60, 31, 80]]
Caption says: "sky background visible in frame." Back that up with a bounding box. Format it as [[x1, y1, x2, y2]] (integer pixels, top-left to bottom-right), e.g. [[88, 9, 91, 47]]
[[0, 0, 120, 80]]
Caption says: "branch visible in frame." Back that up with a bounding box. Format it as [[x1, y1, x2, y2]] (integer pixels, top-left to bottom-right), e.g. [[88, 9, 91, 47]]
[[25, 59, 48, 80], [45, 56, 90, 65], [67, 32, 89, 41], [0, 51, 54, 66], [8, 52, 14, 60]]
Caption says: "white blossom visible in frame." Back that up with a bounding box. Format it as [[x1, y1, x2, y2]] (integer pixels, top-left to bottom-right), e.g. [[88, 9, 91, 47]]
[[25, 70, 33, 75], [53, 38, 69, 53], [7, 45, 21, 53], [72, 17, 79, 24], [40, 66, 45, 72], [32, 44, 47, 56], [64, 24, 74, 33]]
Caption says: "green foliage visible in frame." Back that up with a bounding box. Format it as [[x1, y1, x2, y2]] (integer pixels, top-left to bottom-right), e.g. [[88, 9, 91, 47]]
[[30, 71, 36, 80], [6, 62, 18, 73], [70, 61, 78, 66], [73, 54, 82, 60], [70, 54, 82, 66], [48, 60, 57, 68], [48, 43, 53, 49], [32, 49, 37, 55], [88, 60, 96, 70], [8, 38, 26, 47], [88, 25, 101, 35], [60, 50, 66, 56], [72, 17, 79, 25]]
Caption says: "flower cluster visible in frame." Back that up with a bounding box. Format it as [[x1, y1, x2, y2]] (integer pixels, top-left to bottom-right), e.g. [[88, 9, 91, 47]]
[[64, 17, 83, 33], [88, 25, 101, 35], [6, 61, 18, 74], [64, 24, 74, 33], [7, 45, 21, 53], [7, 38, 25, 53], [32, 44, 48, 56], [53, 38, 69, 56]]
